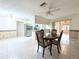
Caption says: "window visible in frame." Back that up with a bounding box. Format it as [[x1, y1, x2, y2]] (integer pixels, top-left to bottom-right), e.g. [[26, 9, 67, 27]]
[[34, 24, 50, 30]]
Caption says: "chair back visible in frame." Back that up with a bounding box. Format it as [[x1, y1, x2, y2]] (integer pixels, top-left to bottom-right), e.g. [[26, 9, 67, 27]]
[[40, 29, 44, 37], [36, 30, 44, 44], [58, 30, 63, 45], [51, 29, 57, 37]]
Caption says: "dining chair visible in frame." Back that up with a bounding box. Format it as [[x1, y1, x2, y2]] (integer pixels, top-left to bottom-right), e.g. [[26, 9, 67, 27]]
[[51, 29, 57, 37], [36, 30, 52, 57], [40, 29, 44, 37], [52, 30, 63, 53]]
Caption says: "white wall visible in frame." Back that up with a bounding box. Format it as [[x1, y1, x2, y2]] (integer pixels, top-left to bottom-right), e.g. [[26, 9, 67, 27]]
[[0, 14, 16, 30], [0, 14, 35, 31], [59, 14, 79, 39], [35, 16, 50, 24], [70, 14, 79, 30]]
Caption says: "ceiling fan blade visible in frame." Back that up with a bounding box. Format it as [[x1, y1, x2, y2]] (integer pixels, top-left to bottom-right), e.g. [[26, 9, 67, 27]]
[[40, 2, 47, 6], [46, 11, 53, 16]]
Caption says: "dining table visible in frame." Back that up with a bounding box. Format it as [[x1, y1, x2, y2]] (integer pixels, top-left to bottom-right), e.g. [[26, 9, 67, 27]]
[[43, 33, 59, 42]]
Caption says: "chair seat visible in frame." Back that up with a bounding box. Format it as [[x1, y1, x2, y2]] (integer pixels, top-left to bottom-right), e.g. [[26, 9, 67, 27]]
[[52, 40, 58, 45], [39, 41, 52, 47]]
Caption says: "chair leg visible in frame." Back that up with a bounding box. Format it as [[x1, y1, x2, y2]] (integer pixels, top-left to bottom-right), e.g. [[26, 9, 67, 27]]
[[59, 45, 61, 50], [37, 44, 39, 52], [57, 45, 60, 53], [42, 48, 45, 57], [49, 45, 52, 56]]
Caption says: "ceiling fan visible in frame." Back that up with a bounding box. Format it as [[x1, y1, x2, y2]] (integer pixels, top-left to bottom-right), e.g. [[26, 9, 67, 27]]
[[40, 2, 60, 16]]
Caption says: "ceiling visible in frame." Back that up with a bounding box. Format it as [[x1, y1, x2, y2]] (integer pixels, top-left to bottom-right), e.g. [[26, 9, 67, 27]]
[[0, 0, 79, 19]]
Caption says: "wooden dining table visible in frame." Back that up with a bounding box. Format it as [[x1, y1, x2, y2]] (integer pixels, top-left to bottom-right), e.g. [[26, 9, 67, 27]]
[[43, 34, 59, 41]]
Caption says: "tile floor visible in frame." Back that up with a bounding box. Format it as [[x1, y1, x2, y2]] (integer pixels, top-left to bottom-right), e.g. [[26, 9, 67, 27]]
[[0, 33, 79, 59]]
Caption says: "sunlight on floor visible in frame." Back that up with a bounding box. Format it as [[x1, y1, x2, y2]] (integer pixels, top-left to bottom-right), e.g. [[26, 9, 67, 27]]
[[61, 33, 70, 45]]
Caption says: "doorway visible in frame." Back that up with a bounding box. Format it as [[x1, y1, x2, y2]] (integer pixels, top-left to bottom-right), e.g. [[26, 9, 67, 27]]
[[55, 19, 71, 34], [16, 21, 24, 37]]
